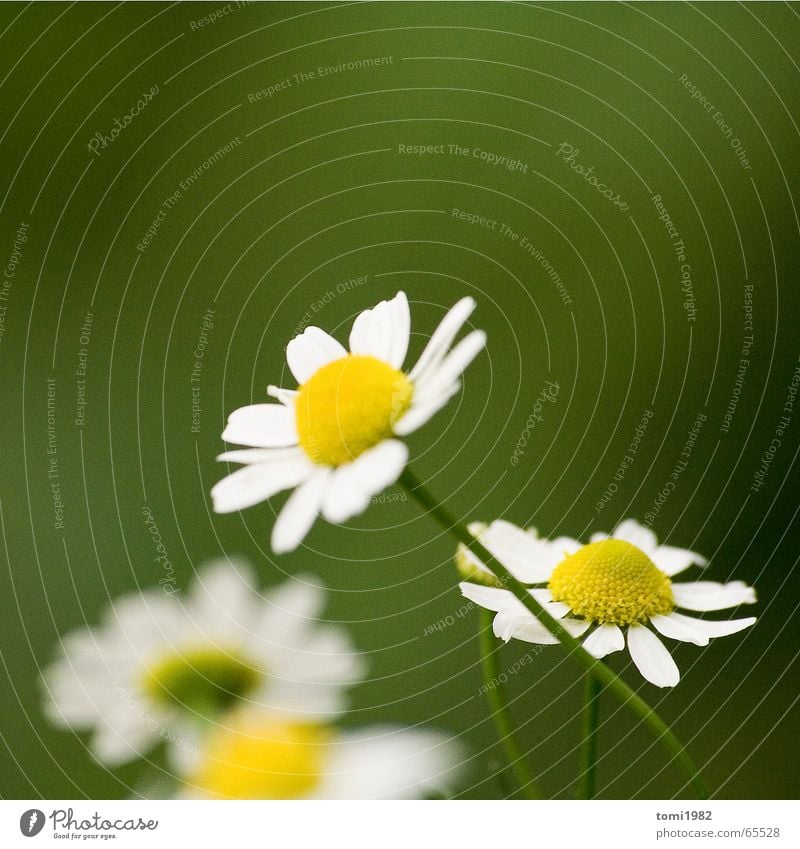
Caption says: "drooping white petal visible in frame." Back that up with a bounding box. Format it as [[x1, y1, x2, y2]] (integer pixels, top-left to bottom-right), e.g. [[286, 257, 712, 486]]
[[459, 582, 514, 612], [650, 611, 756, 645], [611, 519, 659, 554], [459, 581, 565, 618], [267, 385, 297, 406], [493, 610, 589, 644], [211, 453, 315, 513], [321, 440, 408, 523], [626, 625, 680, 687], [310, 727, 465, 800], [651, 544, 708, 576], [271, 469, 332, 553], [413, 330, 486, 403], [583, 623, 625, 658], [456, 521, 575, 584], [672, 580, 757, 612], [393, 381, 461, 436], [408, 296, 476, 383], [221, 404, 298, 448], [477, 520, 564, 583], [348, 292, 410, 369], [286, 327, 347, 384]]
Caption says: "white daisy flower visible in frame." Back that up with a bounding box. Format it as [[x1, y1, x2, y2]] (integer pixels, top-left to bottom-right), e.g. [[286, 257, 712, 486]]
[[179, 708, 465, 800], [42, 559, 365, 766], [459, 519, 757, 688], [211, 291, 485, 552]]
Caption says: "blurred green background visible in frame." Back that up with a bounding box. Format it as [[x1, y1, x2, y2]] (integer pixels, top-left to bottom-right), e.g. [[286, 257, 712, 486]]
[[1, 1, 798, 800]]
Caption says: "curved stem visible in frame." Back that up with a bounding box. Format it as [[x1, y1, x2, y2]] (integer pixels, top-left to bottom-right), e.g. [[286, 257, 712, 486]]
[[578, 674, 602, 799], [479, 607, 541, 799], [399, 467, 709, 799]]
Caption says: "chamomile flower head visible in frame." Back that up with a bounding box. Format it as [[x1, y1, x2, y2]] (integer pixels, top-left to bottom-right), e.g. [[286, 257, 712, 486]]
[[42, 560, 365, 766], [459, 519, 757, 688], [211, 291, 485, 553], [179, 707, 465, 800]]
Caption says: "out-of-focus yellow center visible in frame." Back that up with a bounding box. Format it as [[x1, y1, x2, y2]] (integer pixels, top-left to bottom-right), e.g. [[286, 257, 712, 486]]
[[189, 715, 331, 799], [548, 539, 673, 625], [295, 354, 413, 466], [142, 647, 261, 716]]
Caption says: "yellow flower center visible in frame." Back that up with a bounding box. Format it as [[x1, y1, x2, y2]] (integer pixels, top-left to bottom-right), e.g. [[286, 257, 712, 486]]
[[295, 354, 413, 466], [548, 539, 674, 626], [189, 715, 331, 799], [142, 647, 261, 716]]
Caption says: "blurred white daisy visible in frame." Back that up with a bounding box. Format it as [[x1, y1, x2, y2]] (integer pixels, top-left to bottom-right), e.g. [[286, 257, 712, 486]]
[[212, 291, 485, 552], [459, 519, 757, 688], [42, 559, 365, 766], [179, 707, 465, 800]]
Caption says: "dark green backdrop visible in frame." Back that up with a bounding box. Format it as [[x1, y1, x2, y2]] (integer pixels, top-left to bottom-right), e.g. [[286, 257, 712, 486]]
[[1, 1, 798, 800]]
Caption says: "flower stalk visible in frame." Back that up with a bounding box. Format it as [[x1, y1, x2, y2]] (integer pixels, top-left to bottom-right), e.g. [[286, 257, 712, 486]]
[[578, 674, 602, 799], [399, 467, 709, 799], [479, 608, 541, 799]]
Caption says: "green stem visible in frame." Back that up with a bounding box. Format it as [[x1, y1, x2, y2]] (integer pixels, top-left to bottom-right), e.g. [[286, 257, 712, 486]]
[[399, 467, 709, 799], [479, 607, 541, 799], [578, 674, 602, 799]]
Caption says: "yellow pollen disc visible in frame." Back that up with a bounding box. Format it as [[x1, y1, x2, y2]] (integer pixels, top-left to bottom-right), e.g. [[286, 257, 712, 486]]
[[295, 354, 413, 466], [548, 539, 673, 626], [189, 715, 331, 799]]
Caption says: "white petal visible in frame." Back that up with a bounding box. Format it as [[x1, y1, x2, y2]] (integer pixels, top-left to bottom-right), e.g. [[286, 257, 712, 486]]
[[494, 610, 589, 644], [251, 681, 348, 721], [478, 520, 560, 583], [258, 575, 327, 635], [389, 291, 411, 368], [413, 330, 486, 403], [651, 544, 708, 576], [216, 447, 302, 464], [589, 532, 609, 543], [222, 404, 298, 448], [457, 521, 573, 584], [459, 582, 514, 612], [271, 469, 331, 553], [266, 626, 367, 686], [582, 624, 625, 658], [459, 581, 565, 618], [408, 296, 476, 383], [672, 580, 757, 612], [267, 385, 297, 406], [211, 453, 314, 513], [187, 559, 258, 639], [393, 381, 461, 436], [286, 327, 347, 384], [91, 706, 162, 766], [310, 727, 465, 800], [612, 519, 659, 553], [649, 612, 708, 646], [321, 440, 408, 523], [650, 611, 756, 645], [549, 536, 583, 561], [627, 625, 680, 687], [349, 292, 410, 369]]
